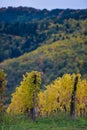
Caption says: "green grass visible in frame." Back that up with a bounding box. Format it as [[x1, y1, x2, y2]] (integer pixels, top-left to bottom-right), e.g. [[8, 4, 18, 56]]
[[0, 112, 87, 130]]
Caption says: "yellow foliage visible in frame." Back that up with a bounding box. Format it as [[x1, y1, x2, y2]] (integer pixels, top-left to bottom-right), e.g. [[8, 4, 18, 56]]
[[0, 69, 7, 112], [7, 72, 87, 116], [7, 71, 41, 114], [38, 74, 87, 116]]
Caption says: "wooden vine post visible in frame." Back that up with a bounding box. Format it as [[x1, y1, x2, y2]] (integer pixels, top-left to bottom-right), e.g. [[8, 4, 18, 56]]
[[70, 76, 78, 119]]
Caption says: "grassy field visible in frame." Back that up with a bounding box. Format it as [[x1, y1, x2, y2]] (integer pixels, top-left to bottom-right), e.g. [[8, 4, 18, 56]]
[[0, 112, 87, 130]]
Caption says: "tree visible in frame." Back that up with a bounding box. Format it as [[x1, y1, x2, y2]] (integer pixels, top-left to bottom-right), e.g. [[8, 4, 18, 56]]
[[7, 71, 42, 119], [0, 69, 7, 113]]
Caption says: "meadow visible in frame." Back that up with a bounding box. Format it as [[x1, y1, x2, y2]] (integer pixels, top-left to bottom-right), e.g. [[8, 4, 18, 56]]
[[0, 112, 87, 130]]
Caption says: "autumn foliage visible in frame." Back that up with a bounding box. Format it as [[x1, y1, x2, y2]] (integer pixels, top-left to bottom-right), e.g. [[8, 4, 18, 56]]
[[7, 73, 87, 117], [38, 74, 87, 116], [0, 69, 7, 112], [7, 71, 41, 114]]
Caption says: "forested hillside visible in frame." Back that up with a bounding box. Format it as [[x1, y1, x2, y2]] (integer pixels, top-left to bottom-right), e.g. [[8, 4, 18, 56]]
[[0, 37, 87, 97], [0, 7, 87, 103], [0, 7, 87, 62]]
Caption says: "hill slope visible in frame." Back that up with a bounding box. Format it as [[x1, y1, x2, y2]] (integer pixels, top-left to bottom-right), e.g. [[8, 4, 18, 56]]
[[0, 7, 87, 103], [0, 7, 87, 62], [0, 36, 87, 96]]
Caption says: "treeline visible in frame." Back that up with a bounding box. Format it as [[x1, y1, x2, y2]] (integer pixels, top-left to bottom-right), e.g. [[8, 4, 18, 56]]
[[0, 7, 87, 23]]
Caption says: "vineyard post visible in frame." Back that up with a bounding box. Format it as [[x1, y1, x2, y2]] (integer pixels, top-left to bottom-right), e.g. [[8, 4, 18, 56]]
[[70, 76, 78, 119], [32, 74, 37, 121]]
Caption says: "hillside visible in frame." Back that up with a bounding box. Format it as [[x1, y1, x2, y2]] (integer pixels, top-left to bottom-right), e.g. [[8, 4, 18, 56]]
[[0, 36, 87, 98], [0, 7, 87, 103], [0, 7, 87, 62]]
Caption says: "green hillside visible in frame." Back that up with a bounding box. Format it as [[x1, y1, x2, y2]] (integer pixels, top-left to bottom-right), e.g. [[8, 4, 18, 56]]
[[0, 35, 87, 101], [0, 7, 87, 103], [0, 7, 87, 62]]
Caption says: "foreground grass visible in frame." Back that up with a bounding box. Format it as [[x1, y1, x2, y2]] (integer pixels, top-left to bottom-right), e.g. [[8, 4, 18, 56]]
[[0, 112, 87, 130]]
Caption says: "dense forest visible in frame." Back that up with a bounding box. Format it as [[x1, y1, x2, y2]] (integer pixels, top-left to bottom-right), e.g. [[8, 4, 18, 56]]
[[0, 7, 87, 62], [0, 7, 87, 104]]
